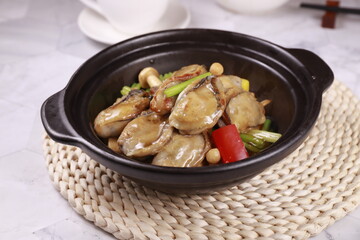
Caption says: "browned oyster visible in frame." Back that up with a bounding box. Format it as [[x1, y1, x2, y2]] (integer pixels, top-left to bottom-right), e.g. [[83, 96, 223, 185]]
[[108, 138, 122, 154], [169, 76, 226, 134], [218, 75, 245, 102], [225, 92, 266, 133], [117, 111, 173, 157], [94, 90, 150, 138], [152, 132, 211, 167], [172, 64, 207, 81], [150, 64, 207, 115]]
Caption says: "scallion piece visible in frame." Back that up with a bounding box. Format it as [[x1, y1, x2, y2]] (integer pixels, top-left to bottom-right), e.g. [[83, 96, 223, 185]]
[[159, 72, 173, 81], [164, 72, 211, 97], [120, 86, 131, 96], [262, 119, 272, 131], [247, 130, 282, 143], [240, 133, 267, 149], [131, 83, 141, 89], [243, 142, 261, 153]]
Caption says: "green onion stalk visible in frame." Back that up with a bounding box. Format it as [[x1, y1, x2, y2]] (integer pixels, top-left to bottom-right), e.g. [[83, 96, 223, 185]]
[[247, 130, 282, 143], [262, 119, 272, 131], [243, 142, 261, 153], [164, 72, 212, 97], [240, 133, 267, 149], [159, 72, 173, 81], [120, 86, 131, 96]]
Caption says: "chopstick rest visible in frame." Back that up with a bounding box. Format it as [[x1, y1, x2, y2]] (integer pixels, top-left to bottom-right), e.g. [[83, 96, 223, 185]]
[[300, 0, 360, 28], [322, 0, 339, 29]]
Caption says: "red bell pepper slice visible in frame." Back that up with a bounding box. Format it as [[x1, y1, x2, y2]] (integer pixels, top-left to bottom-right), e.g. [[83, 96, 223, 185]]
[[212, 124, 249, 163]]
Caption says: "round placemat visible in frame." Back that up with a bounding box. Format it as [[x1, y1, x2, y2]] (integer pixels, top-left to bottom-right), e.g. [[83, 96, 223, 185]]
[[43, 80, 360, 240]]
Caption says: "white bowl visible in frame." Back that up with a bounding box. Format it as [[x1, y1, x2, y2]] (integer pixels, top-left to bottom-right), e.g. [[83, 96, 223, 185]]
[[216, 0, 289, 14]]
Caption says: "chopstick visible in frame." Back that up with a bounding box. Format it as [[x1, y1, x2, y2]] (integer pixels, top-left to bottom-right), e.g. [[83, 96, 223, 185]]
[[300, 3, 360, 15]]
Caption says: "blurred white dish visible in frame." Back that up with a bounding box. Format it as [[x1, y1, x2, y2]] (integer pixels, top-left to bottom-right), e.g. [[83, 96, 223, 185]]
[[216, 0, 289, 14], [79, 0, 170, 34], [77, 0, 191, 45]]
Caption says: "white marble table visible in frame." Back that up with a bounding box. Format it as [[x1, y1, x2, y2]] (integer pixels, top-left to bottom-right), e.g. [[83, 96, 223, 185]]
[[0, 0, 359, 239]]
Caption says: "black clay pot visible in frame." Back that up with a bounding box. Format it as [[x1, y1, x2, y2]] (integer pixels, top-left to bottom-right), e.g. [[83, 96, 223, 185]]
[[41, 29, 333, 194]]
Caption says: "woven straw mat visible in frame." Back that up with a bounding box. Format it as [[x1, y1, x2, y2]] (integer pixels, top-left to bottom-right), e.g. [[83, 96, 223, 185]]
[[43, 80, 360, 240]]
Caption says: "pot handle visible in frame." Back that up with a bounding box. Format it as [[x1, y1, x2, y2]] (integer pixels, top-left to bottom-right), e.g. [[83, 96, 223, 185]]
[[287, 48, 334, 93], [41, 91, 80, 146]]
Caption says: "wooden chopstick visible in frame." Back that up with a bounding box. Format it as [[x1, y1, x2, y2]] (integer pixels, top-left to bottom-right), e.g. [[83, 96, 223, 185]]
[[300, 3, 360, 15]]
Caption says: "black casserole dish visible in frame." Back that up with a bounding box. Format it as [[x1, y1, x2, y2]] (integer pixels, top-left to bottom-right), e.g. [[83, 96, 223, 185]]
[[41, 29, 333, 194]]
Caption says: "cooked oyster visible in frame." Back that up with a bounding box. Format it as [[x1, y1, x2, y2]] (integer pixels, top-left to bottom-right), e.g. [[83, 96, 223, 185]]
[[108, 138, 122, 154], [172, 64, 207, 81], [225, 92, 266, 133], [218, 75, 244, 102], [117, 111, 173, 157], [94, 90, 150, 138], [150, 64, 207, 115], [169, 76, 226, 134], [152, 132, 211, 167], [150, 79, 180, 115]]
